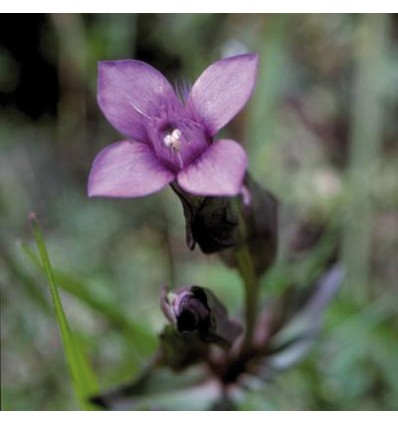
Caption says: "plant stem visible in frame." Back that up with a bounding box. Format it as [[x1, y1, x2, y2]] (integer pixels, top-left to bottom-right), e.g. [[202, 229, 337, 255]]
[[233, 199, 260, 353], [235, 243, 259, 353]]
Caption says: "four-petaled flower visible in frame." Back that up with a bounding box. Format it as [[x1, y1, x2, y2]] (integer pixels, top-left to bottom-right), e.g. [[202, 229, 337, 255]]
[[88, 53, 259, 198]]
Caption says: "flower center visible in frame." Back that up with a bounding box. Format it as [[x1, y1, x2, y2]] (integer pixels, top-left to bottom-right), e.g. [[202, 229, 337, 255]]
[[163, 128, 182, 152], [148, 115, 209, 172]]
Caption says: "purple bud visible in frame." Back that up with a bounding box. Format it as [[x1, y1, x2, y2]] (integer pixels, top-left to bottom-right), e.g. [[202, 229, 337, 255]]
[[174, 292, 211, 333], [161, 286, 242, 349]]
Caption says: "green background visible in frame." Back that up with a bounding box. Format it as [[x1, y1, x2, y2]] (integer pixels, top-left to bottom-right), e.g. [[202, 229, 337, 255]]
[[1, 14, 397, 410]]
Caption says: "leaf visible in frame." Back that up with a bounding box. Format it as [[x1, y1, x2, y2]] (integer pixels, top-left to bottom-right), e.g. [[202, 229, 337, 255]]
[[29, 213, 98, 410], [91, 365, 219, 411], [158, 325, 207, 371], [262, 264, 344, 375]]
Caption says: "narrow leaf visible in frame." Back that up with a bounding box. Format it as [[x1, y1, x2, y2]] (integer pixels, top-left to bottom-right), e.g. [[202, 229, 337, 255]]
[[29, 212, 98, 410]]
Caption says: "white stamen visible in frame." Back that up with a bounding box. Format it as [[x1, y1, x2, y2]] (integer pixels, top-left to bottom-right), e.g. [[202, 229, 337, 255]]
[[163, 128, 182, 151]]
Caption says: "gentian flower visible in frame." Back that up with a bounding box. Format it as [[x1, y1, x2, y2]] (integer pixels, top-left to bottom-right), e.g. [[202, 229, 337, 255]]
[[88, 54, 259, 198]]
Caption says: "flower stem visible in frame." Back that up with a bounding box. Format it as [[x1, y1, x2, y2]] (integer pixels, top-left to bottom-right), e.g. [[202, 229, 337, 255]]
[[235, 244, 259, 353]]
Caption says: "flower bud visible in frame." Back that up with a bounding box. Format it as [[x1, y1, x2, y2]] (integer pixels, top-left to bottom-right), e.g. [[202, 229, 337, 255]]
[[172, 174, 278, 277], [161, 285, 242, 349]]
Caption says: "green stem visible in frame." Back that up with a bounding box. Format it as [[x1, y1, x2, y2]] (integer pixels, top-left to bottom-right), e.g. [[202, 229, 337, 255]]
[[233, 200, 260, 353], [235, 243, 259, 353]]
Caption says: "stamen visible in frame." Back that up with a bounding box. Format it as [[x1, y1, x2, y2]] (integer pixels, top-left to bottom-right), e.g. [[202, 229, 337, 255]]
[[163, 128, 182, 151]]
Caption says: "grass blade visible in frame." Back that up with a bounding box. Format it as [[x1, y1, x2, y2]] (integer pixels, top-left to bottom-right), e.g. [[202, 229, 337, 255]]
[[21, 242, 157, 358], [29, 212, 98, 410]]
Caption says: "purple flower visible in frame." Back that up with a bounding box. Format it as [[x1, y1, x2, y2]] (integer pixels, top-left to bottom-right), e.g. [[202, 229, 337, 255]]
[[88, 54, 259, 198]]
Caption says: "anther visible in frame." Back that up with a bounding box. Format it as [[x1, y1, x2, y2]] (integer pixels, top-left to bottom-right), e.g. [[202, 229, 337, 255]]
[[163, 128, 182, 151]]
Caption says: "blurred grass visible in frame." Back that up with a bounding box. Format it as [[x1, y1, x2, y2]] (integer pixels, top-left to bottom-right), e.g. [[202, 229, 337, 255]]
[[1, 13, 398, 410], [343, 14, 389, 302]]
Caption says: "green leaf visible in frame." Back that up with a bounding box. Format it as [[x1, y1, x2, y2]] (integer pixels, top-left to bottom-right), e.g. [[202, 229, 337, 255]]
[[29, 213, 98, 410], [263, 265, 343, 374]]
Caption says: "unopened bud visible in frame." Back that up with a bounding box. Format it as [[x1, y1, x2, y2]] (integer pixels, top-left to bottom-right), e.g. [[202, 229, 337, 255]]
[[161, 285, 242, 349]]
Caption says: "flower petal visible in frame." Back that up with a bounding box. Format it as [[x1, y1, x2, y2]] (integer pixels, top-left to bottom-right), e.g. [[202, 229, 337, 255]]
[[177, 139, 248, 196], [98, 60, 180, 141], [187, 53, 259, 136], [88, 141, 175, 198]]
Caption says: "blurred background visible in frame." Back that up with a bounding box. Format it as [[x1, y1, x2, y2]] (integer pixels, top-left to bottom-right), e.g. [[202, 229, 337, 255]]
[[1, 14, 397, 410]]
